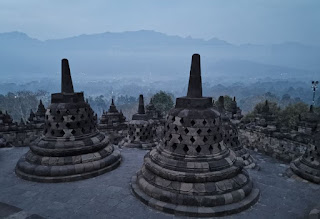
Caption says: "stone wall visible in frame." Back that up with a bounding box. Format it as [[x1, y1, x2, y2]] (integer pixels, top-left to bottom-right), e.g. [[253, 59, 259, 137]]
[[0, 128, 42, 147], [239, 129, 309, 163]]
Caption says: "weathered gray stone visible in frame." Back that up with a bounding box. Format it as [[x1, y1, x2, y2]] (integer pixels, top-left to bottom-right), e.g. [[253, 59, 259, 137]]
[[15, 59, 121, 183], [131, 54, 259, 217]]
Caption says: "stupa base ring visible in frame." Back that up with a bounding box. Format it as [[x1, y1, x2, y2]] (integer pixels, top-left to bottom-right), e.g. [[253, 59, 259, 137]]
[[15, 149, 121, 183], [131, 175, 260, 217], [289, 161, 320, 184]]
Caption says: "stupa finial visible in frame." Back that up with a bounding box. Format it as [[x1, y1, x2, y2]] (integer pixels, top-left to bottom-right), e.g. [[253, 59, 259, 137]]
[[138, 94, 145, 114], [111, 98, 115, 106], [310, 105, 314, 113], [61, 59, 74, 93], [187, 54, 202, 98]]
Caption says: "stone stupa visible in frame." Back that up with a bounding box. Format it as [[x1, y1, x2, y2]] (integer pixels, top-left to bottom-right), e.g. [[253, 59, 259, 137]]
[[131, 54, 259, 217], [99, 98, 126, 131], [287, 105, 320, 184], [28, 100, 46, 128], [216, 96, 257, 169], [121, 95, 157, 150], [15, 59, 121, 183]]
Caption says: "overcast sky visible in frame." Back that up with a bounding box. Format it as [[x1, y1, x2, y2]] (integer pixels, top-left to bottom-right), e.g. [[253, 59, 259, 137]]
[[0, 0, 319, 45]]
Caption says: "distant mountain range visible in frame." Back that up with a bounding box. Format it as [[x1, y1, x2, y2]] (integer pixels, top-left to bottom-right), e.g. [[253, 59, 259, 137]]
[[0, 30, 319, 82]]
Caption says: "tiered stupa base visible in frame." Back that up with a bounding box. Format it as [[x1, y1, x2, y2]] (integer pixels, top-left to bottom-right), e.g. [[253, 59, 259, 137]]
[[16, 133, 121, 183], [286, 159, 320, 184], [131, 147, 260, 217]]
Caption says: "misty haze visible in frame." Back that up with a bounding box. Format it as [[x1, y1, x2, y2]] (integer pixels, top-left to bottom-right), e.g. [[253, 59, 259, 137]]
[[0, 1, 319, 219]]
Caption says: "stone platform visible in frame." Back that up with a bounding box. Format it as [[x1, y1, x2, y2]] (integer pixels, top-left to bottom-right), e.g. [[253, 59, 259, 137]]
[[0, 147, 319, 218]]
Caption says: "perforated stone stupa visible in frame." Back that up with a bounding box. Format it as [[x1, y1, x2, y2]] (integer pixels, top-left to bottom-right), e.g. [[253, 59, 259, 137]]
[[15, 59, 121, 182], [99, 98, 126, 131], [287, 105, 320, 184], [216, 96, 256, 169], [122, 95, 157, 149], [131, 54, 260, 217], [28, 100, 46, 128]]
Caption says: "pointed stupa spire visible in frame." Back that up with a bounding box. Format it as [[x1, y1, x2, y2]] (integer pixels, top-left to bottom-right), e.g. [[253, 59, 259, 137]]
[[310, 105, 314, 113], [111, 98, 115, 106], [61, 59, 74, 93], [233, 96, 236, 101], [138, 94, 145, 114], [187, 54, 202, 98]]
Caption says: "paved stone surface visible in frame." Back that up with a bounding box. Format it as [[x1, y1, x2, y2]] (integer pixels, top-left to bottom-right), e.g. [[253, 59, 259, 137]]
[[0, 201, 44, 219], [0, 147, 319, 219]]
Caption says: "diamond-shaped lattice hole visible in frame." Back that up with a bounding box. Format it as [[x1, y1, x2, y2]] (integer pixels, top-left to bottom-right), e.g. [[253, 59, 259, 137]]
[[66, 123, 71, 128], [172, 116, 175, 122], [76, 109, 80, 113], [197, 129, 202, 135], [51, 130, 55, 135], [55, 123, 59, 128], [213, 135, 217, 141], [172, 143, 177, 150], [44, 129, 47, 134], [178, 135, 183, 142], [71, 115, 76, 121], [207, 129, 212, 134], [56, 110, 61, 114], [213, 119, 216, 124], [203, 120, 207, 125], [209, 145, 213, 153], [71, 129, 76, 135], [81, 127, 85, 133], [81, 114, 84, 119], [48, 123, 51, 127], [191, 120, 196, 126], [46, 115, 48, 120], [196, 145, 201, 153], [174, 126, 178, 132], [168, 134, 172, 140], [60, 130, 65, 136], [203, 136, 208, 143], [60, 117, 64, 122], [183, 145, 189, 153], [180, 117, 184, 124], [184, 128, 189, 134], [77, 122, 81, 127], [190, 136, 195, 144], [167, 124, 170, 130], [164, 141, 168, 146]]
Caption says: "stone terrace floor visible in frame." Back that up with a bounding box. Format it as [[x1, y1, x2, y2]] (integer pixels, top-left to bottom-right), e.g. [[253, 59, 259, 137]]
[[0, 147, 319, 219]]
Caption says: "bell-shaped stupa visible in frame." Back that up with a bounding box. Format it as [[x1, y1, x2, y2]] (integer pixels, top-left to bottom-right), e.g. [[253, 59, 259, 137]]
[[28, 100, 46, 128], [121, 95, 157, 149], [99, 98, 126, 131], [131, 54, 259, 217], [216, 96, 256, 169], [15, 59, 121, 182], [287, 105, 320, 184]]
